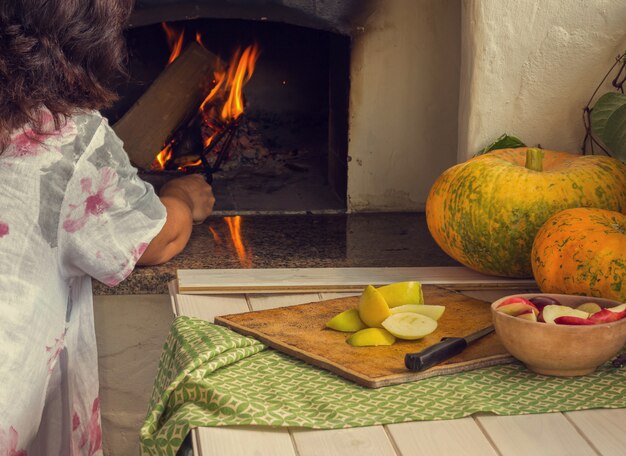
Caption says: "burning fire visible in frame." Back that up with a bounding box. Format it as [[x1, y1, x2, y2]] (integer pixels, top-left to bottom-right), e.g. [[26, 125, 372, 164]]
[[162, 23, 185, 64], [152, 25, 260, 170]]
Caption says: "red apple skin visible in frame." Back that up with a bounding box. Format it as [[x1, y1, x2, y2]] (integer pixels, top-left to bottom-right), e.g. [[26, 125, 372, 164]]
[[588, 308, 626, 324], [496, 302, 538, 316], [496, 297, 536, 309], [495, 297, 538, 317], [528, 296, 561, 311], [554, 316, 595, 325]]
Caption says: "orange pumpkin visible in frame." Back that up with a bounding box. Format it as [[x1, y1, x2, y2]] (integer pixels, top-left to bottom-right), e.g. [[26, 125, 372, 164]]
[[531, 208, 626, 301], [426, 148, 626, 278]]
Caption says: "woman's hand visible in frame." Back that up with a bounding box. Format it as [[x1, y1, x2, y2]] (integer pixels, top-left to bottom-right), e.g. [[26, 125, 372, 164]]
[[159, 174, 215, 223]]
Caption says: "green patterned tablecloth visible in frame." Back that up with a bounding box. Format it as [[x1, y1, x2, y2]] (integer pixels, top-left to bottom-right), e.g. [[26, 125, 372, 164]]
[[140, 316, 626, 456]]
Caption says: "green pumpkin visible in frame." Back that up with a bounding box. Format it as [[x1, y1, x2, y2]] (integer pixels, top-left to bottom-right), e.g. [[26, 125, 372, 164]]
[[426, 148, 626, 278]]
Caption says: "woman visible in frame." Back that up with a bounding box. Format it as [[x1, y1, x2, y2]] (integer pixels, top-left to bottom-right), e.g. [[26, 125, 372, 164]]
[[0, 1, 214, 453]]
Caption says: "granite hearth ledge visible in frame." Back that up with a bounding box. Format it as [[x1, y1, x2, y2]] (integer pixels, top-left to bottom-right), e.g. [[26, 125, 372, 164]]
[[92, 213, 460, 295]]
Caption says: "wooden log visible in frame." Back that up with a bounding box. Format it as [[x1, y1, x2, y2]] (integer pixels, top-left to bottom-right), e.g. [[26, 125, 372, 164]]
[[113, 42, 220, 169]]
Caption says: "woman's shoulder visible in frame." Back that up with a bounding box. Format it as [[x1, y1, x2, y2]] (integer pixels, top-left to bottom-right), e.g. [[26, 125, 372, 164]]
[[69, 111, 132, 166]]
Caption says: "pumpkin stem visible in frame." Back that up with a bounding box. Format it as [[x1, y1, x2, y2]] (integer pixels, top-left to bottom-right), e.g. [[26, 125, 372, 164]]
[[525, 148, 544, 172]]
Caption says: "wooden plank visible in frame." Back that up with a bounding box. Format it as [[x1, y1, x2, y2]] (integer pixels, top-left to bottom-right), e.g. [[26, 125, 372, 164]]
[[167, 280, 180, 316], [476, 413, 597, 456], [174, 294, 249, 320], [177, 266, 536, 294], [113, 42, 220, 169], [291, 427, 397, 456], [215, 286, 513, 388], [386, 418, 498, 456], [192, 427, 296, 456], [566, 409, 626, 456]]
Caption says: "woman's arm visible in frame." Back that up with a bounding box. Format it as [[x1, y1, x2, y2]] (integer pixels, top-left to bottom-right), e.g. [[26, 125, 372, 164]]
[[137, 174, 215, 265]]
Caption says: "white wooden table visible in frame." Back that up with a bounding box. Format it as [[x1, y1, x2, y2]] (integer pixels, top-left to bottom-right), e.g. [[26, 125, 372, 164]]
[[169, 267, 626, 456]]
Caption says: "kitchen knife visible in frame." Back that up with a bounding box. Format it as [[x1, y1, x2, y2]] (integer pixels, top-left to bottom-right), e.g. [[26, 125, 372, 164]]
[[404, 325, 495, 371]]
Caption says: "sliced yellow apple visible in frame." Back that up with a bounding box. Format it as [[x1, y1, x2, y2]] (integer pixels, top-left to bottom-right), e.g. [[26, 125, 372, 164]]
[[381, 313, 437, 340], [517, 311, 538, 322], [358, 285, 391, 327], [346, 328, 396, 347], [576, 302, 602, 314], [542, 305, 589, 325], [389, 304, 445, 321], [325, 308, 367, 332], [376, 281, 424, 308]]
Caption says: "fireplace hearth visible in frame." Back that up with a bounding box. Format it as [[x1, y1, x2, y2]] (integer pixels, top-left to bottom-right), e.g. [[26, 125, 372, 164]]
[[105, 2, 368, 214], [107, 1, 462, 214]]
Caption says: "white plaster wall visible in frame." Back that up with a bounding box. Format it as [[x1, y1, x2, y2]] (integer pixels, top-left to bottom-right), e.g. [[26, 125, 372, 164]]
[[459, 0, 626, 161], [347, 0, 461, 212]]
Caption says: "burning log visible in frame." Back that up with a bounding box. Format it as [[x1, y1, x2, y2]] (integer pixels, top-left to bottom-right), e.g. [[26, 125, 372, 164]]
[[113, 42, 221, 170], [153, 43, 261, 181]]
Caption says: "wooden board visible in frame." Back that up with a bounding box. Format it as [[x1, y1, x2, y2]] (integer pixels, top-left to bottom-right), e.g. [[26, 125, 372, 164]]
[[214, 285, 514, 388], [178, 267, 537, 294]]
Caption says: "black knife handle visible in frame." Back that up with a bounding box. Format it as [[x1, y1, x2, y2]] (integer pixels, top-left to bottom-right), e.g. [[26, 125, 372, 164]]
[[405, 337, 468, 371]]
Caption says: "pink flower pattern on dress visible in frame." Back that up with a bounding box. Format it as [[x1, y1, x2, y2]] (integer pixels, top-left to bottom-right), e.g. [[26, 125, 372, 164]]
[[101, 242, 149, 286], [72, 398, 102, 456], [0, 426, 27, 456], [6, 111, 68, 159], [63, 167, 120, 233], [0, 223, 8, 238]]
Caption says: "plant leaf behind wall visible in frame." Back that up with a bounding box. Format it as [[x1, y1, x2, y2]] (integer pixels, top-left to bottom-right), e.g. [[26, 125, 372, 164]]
[[591, 92, 626, 163], [474, 133, 526, 157]]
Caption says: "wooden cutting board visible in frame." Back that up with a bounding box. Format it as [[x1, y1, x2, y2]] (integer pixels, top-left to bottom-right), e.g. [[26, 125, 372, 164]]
[[214, 285, 515, 388]]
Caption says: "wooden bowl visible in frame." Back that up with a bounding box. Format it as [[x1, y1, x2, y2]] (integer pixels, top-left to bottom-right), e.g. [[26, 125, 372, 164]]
[[491, 294, 626, 377]]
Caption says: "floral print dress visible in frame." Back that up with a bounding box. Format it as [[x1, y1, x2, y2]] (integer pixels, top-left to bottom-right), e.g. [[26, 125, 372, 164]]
[[0, 111, 166, 455]]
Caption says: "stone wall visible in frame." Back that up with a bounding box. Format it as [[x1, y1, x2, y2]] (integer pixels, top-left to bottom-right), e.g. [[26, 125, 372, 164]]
[[458, 0, 626, 160]]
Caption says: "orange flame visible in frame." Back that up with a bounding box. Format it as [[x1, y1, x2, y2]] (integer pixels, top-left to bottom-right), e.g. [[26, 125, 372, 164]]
[[152, 26, 260, 170], [162, 23, 185, 64], [225, 216, 252, 268], [199, 44, 260, 147], [154, 143, 173, 170]]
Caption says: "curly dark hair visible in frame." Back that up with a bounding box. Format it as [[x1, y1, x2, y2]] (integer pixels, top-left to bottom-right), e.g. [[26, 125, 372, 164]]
[[0, 0, 134, 150]]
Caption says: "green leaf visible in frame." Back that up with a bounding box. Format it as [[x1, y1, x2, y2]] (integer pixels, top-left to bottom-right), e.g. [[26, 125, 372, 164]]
[[591, 92, 626, 139], [475, 134, 526, 156], [600, 101, 626, 162]]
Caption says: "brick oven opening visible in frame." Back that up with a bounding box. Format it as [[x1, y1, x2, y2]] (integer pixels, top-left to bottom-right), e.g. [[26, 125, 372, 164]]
[[104, 2, 366, 214]]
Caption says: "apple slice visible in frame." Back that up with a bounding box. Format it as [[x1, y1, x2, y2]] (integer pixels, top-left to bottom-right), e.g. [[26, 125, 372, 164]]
[[517, 311, 537, 322], [554, 316, 595, 325], [381, 313, 437, 340], [347, 328, 396, 346], [542, 305, 589, 324], [376, 281, 424, 307], [358, 285, 391, 327], [389, 304, 445, 320], [528, 295, 561, 311], [495, 297, 538, 317], [588, 304, 626, 324], [608, 303, 626, 313], [325, 308, 367, 332], [576, 302, 602, 314]]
